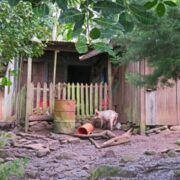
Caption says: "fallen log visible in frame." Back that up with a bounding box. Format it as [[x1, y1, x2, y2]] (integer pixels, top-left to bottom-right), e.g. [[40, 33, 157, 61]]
[[146, 126, 168, 135], [17, 132, 49, 141], [73, 130, 116, 139], [89, 129, 132, 148]]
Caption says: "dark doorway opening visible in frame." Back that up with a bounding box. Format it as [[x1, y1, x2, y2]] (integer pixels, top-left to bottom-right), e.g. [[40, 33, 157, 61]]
[[68, 66, 91, 84]]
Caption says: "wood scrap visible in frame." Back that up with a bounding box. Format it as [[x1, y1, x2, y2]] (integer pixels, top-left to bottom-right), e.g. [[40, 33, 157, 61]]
[[29, 114, 53, 121], [146, 126, 168, 135], [17, 132, 49, 141], [73, 130, 116, 139], [89, 129, 132, 149]]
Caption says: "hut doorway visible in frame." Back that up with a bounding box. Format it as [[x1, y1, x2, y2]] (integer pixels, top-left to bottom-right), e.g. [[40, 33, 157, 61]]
[[67, 65, 91, 84]]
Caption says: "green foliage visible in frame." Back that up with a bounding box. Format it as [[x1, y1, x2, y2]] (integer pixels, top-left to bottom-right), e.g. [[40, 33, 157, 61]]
[[114, 5, 180, 88], [0, 158, 29, 180], [0, 131, 14, 147], [0, 1, 46, 61]]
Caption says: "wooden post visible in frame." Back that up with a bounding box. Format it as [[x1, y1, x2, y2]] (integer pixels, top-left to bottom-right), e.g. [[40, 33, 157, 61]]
[[140, 61, 146, 135], [53, 50, 58, 111], [25, 57, 32, 132], [107, 58, 113, 109]]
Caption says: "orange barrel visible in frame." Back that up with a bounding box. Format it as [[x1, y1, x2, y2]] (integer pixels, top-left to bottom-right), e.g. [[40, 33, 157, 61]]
[[54, 100, 76, 134]]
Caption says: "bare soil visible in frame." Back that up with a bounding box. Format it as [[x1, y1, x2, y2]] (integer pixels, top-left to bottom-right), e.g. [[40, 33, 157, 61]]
[[1, 127, 180, 180]]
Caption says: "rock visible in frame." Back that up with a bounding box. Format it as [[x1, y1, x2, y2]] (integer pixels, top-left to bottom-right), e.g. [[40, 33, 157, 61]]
[[67, 137, 81, 144], [144, 150, 156, 156], [0, 158, 4, 163], [174, 169, 180, 177], [26, 170, 38, 178], [36, 148, 49, 157], [60, 139, 68, 144], [170, 126, 180, 131], [49, 140, 59, 151], [82, 165, 90, 170], [5, 157, 16, 161], [102, 150, 116, 158], [121, 124, 131, 131], [167, 150, 176, 157], [56, 151, 77, 160], [176, 139, 180, 146], [121, 155, 135, 163]]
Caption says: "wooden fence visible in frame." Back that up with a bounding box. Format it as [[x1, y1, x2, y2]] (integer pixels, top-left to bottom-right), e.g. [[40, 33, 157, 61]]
[[29, 82, 109, 120]]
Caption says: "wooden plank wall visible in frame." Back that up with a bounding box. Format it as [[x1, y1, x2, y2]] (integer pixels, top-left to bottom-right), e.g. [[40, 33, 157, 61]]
[[115, 61, 180, 126], [0, 91, 4, 120]]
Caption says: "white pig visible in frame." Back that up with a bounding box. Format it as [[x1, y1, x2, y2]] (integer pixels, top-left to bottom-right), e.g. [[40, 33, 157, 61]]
[[93, 109, 118, 130]]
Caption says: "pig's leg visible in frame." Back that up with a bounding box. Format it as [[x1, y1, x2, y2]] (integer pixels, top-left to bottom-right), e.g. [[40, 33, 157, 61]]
[[100, 118, 103, 129], [109, 118, 114, 131]]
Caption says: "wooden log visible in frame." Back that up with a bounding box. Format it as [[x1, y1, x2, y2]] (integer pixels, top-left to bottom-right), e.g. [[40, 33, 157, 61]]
[[73, 130, 116, 139], [146, 126, 168, 135], [90, 129, 132, 149], [79, 50, 101, 61], [25, 57, 32, 132]]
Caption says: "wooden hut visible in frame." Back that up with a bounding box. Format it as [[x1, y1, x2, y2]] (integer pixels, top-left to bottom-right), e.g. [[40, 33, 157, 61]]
[[2, 41, 180, 133]]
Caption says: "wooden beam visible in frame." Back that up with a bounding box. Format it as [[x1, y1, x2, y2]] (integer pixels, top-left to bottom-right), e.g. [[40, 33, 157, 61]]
[[79, 50, 101, 61], [107, 58, 113, 109], [25, 57, 32, 132], [52, 50, 58, 112]]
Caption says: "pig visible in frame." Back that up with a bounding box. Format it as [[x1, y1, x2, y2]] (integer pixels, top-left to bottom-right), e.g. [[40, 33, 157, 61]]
[[93, 109, 118, 130]]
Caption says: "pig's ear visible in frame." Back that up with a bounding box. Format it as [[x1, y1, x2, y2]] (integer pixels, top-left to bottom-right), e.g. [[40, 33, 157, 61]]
[[95, 109, 99, 115]]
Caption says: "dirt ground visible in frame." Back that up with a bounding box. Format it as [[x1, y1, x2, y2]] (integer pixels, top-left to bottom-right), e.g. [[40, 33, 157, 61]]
[[0, 126, 180, 180]]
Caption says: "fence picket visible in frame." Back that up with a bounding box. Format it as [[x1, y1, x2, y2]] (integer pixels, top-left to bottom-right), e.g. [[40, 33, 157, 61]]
[[49, 82, 53, 114], [72, 83, 75, 100], [67, 83, 71, 100], [85, 84, 89, 117], [36, 82, 41, 113], [76, 83, 80, 118], [31, 82, 108, 120], [62, 83, 66, 100], [89, 84, 93, 116], [104, 83, 108, 110], [94, 83, 98, 111], [43, 83, 47, 112], [80, 83, 84, 117], [99, 83, 103, 111]]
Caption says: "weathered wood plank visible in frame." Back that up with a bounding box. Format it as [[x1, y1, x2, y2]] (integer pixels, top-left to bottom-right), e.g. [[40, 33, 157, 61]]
[[49, 82, 53, 114], [94, 83, 98, 111], [99, 83, 103, 111], [80, 83, 84, 118], [57, 83, 61, 100], [67, 83, 71, 100], [36, 82, 41, 113], [62, 83, 66, 100], [89, 83, 93, 116], [43, 82, 47, 112], [72, 83, 75, 100], [104, 83, 108, 110], [85, 84, 89, 117], [76, 83, 80, 118], [25, 57, 32, 132]]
